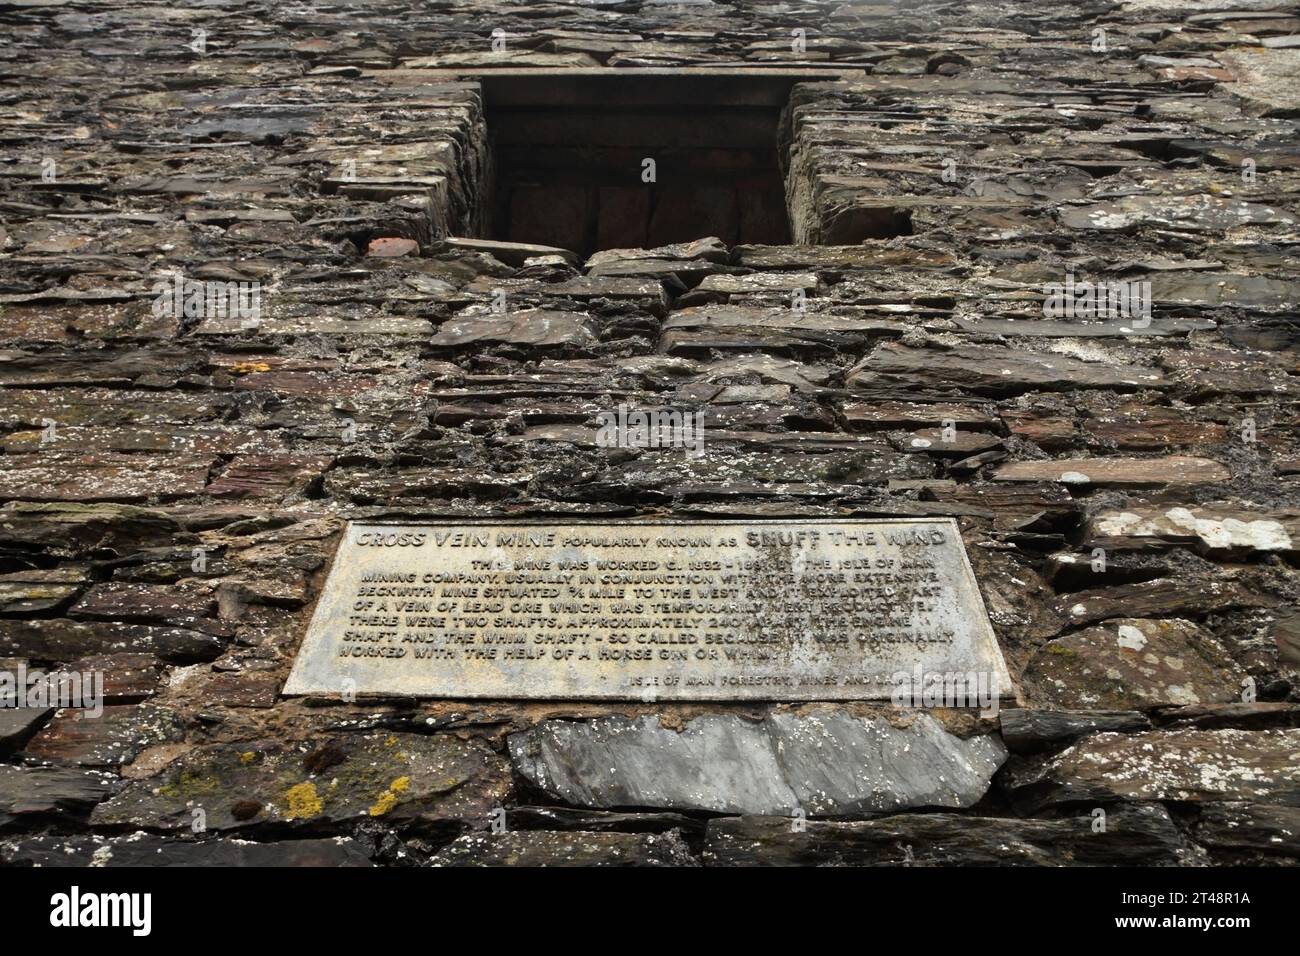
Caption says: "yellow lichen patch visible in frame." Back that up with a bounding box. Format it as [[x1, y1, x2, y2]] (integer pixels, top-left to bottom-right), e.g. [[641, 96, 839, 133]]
[[158, 770, 220, 800], [368, 776, 412, 817], [283, 781, 323, 819], [228, 361, 271, 375], [239, 751, 256, 765], [368, 790, 398, 817]]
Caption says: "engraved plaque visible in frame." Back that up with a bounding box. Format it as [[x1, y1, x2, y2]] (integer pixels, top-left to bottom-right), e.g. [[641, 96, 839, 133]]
[[284, 519, 1011, 701]]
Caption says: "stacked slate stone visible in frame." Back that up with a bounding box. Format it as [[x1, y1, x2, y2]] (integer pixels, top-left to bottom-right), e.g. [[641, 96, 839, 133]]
[[0, 0, 1297, 867]]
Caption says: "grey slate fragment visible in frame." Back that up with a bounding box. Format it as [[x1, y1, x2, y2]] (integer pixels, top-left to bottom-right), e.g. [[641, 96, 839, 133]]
[[848, 343, 1165, 396], [509, 711, 1006, 815], [0, 707, 54, 754], [506, 805, 703, 835], [0, 832, 374, 867], [703, 804, 1185, 866], [430, 310, 597, 348], [0, 764, 119, 826], [0, 620, 224, 665], [1003, 729, 1300, 812], [429, 829, 697, 867], [999, 709, 1152, 755], [1195, 803, 1300, 857]]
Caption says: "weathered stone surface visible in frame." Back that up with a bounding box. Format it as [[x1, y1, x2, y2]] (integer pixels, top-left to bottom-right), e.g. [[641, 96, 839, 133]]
[[0, 765, 119, 826], [0, 833, 374, 867], [952, 317, 1207, 338], [509, 711, 1006, 816], [589, 257, 738, 285], [404, 50, 602, 69], [0, 620, 224, 665], [0, 455, 213, 502], [285, 519, 1010, 702], [0, 503, 183, 556], [1275, 608, 1300, 667], [660, 304, 895, 355], [1041, 549, 1169, 591], [206, 455, 334, 500], [921, 483, 1076, 523], [24, 704, 184, 767], [196, 313, 432, 337], [430, 310, 597, 348], [0, 568, 85, 615], [848, 344, 1165, 396], [1049, 578, 1257, 630], [999, 709, 1152, 755], [69, 583, 218, 630], [1004, 729, 1300, 812], [0, 707, 53, 754], [733, 245, 952, 271], [1058, 195, 1295, 232], [1082, 408, 1227, 451], [429, 829, 696, 867], [505, 805, 702, 835], [1084, 506, 1300, 556], [702, 805, 1185, 866], [440, 238, 580, 267], [1158, 702, 1300, 731], [993, 457, 1230, 488], [892, 428, 1003, 459], [1024, 619, 1243, 710], [588, 237, 728, 268], [1195, 804, 1300, 857], [2, 424, 286, 457], [1148, 273, 1300, 310], [0, 388, 226, 430], [693, 271, 819, 295], [541, 276, 672, 315], [191, 671, 282, 710], [1218, 46, 1300, 112], [92, 733, 511, 832], [68, 652, 164, 702], [367, 237, 420, 257], [845, 401, 997, 432]]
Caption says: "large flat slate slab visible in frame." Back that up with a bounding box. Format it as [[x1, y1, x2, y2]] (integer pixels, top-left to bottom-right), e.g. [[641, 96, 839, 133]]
[[508, 710, 1007, 816], [702, 805, 1186, 866], [1004, 729, 1300, 812]]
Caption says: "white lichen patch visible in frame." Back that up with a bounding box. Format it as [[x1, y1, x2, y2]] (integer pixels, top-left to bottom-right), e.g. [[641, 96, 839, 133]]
[[1117, 625, 1147, 651]]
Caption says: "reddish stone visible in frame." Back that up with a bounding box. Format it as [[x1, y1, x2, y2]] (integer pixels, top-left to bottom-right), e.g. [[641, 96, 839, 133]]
[[366, 237, 419, 257]]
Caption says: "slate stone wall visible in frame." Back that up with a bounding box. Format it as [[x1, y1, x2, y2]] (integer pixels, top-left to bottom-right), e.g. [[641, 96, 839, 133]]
[[0, 0, 1297, 866]]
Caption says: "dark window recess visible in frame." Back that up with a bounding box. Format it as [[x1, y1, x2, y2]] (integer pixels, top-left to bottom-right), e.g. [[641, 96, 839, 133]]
[[481, 74, 800, 257]]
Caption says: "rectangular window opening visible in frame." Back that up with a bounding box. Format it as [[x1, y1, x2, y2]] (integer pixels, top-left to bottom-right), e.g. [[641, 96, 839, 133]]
[[476, 71, 844, 258]]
